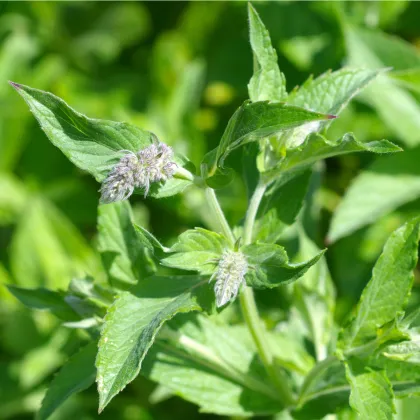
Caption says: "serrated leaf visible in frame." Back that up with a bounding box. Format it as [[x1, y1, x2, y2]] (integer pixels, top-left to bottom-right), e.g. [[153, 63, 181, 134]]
[[254, 171, 312, 243], [288, 68, 381, 117], [95, 275, 211, 412], [382, 331, 420, 364], [142, 314, 283, 416], [345, 362, 395, 420], [10, 82, 192, 198], [328, 148, 420, 243], [37, 342, 96, 420], [262, 132, 401, 184], [341, 218, 420, 350], [344, 26, 420, 147], [97, 201, 156, 288], [242, 243, 325, 289], [7, 285, 79, 321], [212, 101, 333, 170], [247, 3, 286, 102], [161, 228, 227, 275]]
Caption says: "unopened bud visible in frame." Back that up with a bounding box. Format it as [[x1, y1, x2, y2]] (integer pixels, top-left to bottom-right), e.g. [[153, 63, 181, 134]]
[[212, 249, 248, 307]]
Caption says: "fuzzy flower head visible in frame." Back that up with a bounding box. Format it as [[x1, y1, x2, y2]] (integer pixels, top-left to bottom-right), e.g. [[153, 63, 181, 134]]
[[100, 142, 177, 204], [211, 249, 248, 307]]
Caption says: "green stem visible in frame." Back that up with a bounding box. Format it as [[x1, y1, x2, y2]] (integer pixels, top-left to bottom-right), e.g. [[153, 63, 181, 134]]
[[298, 355, 339, 404], [239, 287, 295, 406], [239, 179, 294, 406], [205, 187, 236, 246], [243, 180, 266, 244]]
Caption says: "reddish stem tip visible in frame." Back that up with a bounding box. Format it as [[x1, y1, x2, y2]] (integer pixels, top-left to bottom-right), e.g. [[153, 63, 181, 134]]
[[327, 114, 337, 120], [8, 81, 21, 90]]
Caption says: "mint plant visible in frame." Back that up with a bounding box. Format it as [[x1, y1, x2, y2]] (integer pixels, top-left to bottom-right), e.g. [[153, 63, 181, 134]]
[[7, 4, 419, 420]]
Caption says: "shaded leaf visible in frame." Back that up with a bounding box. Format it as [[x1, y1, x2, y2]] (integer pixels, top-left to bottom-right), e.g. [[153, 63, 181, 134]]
[[242, 243, 325, 289], [7, 285, 78, 321], [97, 201, 156, 288], [37, 342, 96, 420]]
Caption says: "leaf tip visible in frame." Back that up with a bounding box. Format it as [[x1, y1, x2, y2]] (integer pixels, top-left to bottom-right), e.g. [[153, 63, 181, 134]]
[[8, 80, 21, 90], [327, 114, 337, 120]]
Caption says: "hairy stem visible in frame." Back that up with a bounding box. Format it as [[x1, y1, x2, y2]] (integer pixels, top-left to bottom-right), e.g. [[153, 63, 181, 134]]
[[243, 180, 266, 244], [205, 187, 236, 246], [240, 179, 294, 406]]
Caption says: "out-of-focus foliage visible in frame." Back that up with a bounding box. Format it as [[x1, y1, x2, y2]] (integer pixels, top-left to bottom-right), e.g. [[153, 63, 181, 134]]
[[2, 1, 420, 419]]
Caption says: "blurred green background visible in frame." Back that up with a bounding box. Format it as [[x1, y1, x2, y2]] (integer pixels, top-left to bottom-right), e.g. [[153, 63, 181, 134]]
[[1, 1, 420, 419]]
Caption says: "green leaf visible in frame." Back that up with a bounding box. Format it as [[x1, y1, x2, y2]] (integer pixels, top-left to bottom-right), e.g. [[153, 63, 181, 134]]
[[340, 218, 420, 350], [7, 285, 78, 321], [242, 243, 325, 289], [262, 132, 401, 184], [390, 69, 420, 94], [328, 148, 420, 243], [10, 198, 102, 289], [0, 174, 27, 225], [288, 68, 382, 116], [293, 228, 335, 361], [254, 171, 312, 243], [345, 362, 395, 420], [247, 3, 287, 102], [213, 101, 334, 169], [161, 228, 227, 275], [142, 314, 283, 416], [382, 330, 420, 365], [10, 82, 192, 198], [97, 201, 156, 288], [344, 26, 420, 147], [95, 275, 211, 412], [37, 342, 96, 420]]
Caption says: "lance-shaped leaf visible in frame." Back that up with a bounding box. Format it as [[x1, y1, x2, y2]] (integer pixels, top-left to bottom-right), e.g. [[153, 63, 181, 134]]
[[95, 275, 212, 412], [248, 3, 286, 102], [288, 68, 382, 117], [345, 362, 395, 420], [37, 342, 97, 420], [97, 201, 157, 288], [340, 218, 420, 350], [241, 243, 325, 289], [161, 228, 228, 275], [328, 147, 420, 243], [254, 171, 312, 243], [7, 285, 79, 321], [10, 82, 192, 198], [212, 100, 334, 169], [262, 132, 401, 184]]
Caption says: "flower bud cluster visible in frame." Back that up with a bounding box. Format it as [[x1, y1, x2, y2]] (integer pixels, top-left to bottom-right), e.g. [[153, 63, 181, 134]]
[[100, 142, 176, 203], [212, 249, 248, 307]]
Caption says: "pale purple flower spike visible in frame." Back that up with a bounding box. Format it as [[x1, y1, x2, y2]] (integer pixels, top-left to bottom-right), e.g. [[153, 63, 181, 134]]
[[100, 142, 177, 203]]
